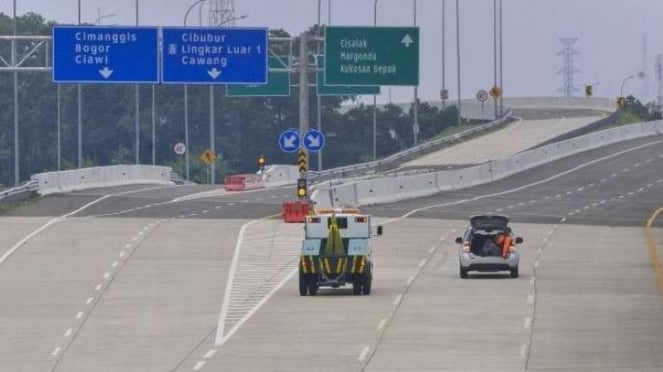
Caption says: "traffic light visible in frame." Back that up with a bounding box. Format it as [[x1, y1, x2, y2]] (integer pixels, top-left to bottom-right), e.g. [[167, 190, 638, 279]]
[[257, 154, 266, 171], [297, 178, 307, 198], [616, 96, 626, 110], [585, 85, 593, 97]]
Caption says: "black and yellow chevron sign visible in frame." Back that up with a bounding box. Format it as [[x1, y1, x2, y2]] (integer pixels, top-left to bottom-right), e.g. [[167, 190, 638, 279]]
[[297, 149, 307, 173]]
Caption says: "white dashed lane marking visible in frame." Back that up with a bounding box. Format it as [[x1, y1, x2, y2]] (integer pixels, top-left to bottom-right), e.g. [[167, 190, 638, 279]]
[[192, 361, 206, 371], [76, 311, 84, 319], [64, 328, 72, 338], [51, 347, 61, 357], [86, 297, 94, 305], [393, 294, 403, 307], [524, 317, 532, 329], [377, 318, 388, 331], [418, 259, 427, 268], [359, 346, 371, 361], [95, 284, 102, 291], [203, 349, 217, 359]]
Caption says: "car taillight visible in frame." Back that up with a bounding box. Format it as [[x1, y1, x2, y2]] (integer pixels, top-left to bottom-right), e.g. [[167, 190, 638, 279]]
[[462, 244, 470, 252], [308, 217, 321, 223], [508, 245, 516, 253]]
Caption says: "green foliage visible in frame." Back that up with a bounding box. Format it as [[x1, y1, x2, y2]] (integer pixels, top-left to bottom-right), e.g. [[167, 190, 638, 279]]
[[620, 95, 662, 125], [0, 14, 460, 185]]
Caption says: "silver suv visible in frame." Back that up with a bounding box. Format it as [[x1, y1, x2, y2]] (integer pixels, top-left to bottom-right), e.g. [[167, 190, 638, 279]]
[[454, 215, 523, 278]]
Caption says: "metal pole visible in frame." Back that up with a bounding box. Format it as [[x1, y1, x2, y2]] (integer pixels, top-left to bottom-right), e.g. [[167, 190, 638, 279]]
[[413, 0, 419, 145], [499, 0, 504, 115], [456, 0, 461, 126], [493, 0, 498, 120], [57, 84, 61, 170], [328, 0, 331, 24], [77, 0, 82, 168], [210, 85, 215, 184], [299, 32, 309, 176], [151, 85, 156, 165], [372, 0, 378, 161], [621, 75, 634, 96], [134, 0, 140, 165], [182, 2, 204, 181], [316, 0, 323, 170], [441, 0, 446, 109], [12, 0, 19, 184], [184, 86, 190, 180]]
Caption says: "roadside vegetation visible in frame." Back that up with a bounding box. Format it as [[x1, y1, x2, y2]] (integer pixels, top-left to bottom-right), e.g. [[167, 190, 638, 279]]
[[0, 13, 462, 186]]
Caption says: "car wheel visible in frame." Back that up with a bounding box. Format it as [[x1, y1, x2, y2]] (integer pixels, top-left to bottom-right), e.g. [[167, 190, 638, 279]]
[[299, 274, 308, 296], [308, 284, 319, 296], [510, 265, 519, 278], [459, 264, 468, 279], [362, 274, 372, 295], [352, 281, 362, 295]]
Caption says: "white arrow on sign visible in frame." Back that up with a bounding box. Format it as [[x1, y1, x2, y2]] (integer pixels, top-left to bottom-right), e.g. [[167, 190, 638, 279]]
[[99, 67, 114, 79], [401, 34, 414, 48], [283, 134, 298, 149], [306, 133, 320, 148], [207, 68, 222, 79]]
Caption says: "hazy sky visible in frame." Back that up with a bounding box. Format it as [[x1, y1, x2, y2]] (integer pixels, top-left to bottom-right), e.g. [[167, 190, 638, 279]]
[[2, 0, 663, 105]]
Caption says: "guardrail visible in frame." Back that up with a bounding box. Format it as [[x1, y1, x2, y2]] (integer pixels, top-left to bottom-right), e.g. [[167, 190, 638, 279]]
[[312, 119, 662, 208], [0, 180, 39, 204]]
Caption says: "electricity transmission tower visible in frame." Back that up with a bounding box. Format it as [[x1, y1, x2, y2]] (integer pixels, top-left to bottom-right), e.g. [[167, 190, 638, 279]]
[[209, 0, 237, 26], [557, 38, 579, 97]]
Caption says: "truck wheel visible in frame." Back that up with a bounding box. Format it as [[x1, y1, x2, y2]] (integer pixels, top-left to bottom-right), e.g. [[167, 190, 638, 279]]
[[352, 281, 362, 295], [299, 274, 308, 296], [362, 274, 372, 295], [510, 265, 519, 278], [308, 284, 319, 296], [459, 264, 468, 279]]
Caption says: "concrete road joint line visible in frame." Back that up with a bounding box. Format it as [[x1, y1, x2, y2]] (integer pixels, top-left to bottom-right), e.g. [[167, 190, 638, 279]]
[[394, 140, 663, 219]]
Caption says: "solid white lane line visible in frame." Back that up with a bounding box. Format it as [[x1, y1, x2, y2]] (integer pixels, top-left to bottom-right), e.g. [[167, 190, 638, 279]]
[[51, 347, 61, 356], [192, 361, 206, 371], [393, 294, 403, 306], [377, 318, 388, 331], [76, 311, 84, 319], [203, 349, 217, 359], [64, 328, 72, 338], [359, 346, 370, 361], [95, 284, 102, 291], [86, 297, 94, 305]]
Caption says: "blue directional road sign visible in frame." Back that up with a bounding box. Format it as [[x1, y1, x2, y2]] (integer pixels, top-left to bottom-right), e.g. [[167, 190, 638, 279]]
[[162, 27, 268, 84], [278, 129, 301, 153], [303, 129, 325, 153], [52, 26, 159, 83]]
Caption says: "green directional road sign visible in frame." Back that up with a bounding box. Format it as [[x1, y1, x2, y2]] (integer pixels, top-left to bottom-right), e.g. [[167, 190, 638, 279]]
[[226, 56, 290, 97], [316, 56, 380, 96], [324, 26, 419, 86]]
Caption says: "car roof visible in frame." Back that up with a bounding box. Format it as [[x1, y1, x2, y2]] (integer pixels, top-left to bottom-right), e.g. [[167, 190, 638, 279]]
[[469, 214, 510, 229]]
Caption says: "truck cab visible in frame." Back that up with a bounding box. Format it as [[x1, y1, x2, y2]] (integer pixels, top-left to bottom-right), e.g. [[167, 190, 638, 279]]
[[299, 209, 383, 296]]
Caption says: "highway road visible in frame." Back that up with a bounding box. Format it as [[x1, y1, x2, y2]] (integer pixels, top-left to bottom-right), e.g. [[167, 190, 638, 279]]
[[0, 115, 662, 371]]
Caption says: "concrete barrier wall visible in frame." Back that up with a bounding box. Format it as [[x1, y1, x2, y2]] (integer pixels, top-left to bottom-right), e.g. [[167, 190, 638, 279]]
[[262, 164, 299, 187], [312, 119, 663, 208], [32, 165, 173, 195]]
